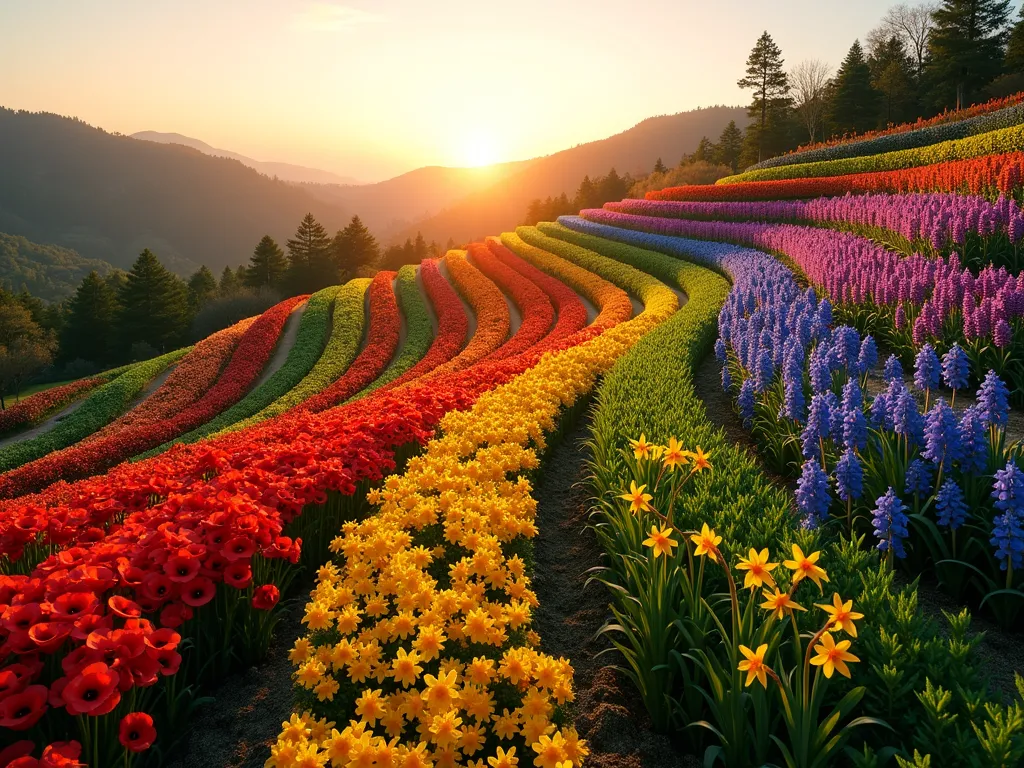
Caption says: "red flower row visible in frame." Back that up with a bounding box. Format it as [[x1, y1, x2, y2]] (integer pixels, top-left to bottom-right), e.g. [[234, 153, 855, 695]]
[[467, 242, 554, 360], [0, 297, 306, 499], [0, 380, 105, 438], [646, 151, 1024, 203]]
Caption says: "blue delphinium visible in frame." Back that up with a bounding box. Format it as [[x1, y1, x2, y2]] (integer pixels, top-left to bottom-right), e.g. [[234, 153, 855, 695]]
[[872, 488, 909, 559], [781, 381, 806, 423], [883, 354, 904, 383], [913, 344, 941, 392], [893, 388, 924, 446], [809, 345, 831, 393], [801, 393, 832, 458], [978, 369, 1010, 429], [832, 326, 860, 370], [958, 405, 988, 474], [714, 338, 727, 362], [923, 399, 963, 469], [834, 447, 864, 502], [857, 335, 878, 376], [721, 364, 732, 392], [991, 461, 1024, 571], [825, 391, 843, 439], [935, 478, 968, 530], [755, 348, 774, 393], [797, 458, 831, 529], [869, 392, 891, 429], [738, 378, 756, 426], [840, 380, 866, 449], [905, 458, 933, 498], [941, 343, 970, 391]]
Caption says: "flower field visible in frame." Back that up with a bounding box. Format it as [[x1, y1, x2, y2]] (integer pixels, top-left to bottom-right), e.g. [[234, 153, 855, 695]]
[[6, 97, 1024, 768]]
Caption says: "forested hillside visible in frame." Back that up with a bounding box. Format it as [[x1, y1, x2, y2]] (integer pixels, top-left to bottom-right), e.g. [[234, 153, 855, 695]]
[[0, 232, 116, 300]]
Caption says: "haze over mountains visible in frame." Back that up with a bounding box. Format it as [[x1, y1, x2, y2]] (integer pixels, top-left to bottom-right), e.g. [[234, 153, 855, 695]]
[[0, 104, 745, 293]]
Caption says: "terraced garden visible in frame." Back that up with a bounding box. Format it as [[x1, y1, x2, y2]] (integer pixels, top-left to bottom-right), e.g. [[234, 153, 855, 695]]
[[6, 100, 1024, 768]]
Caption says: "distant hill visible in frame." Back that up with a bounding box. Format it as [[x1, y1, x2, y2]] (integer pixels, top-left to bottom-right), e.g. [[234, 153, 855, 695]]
[[130, 131, 364, 186], [0, 232, 117, 302], [0, 108, 356, 275], [391, 106, 748, 245]]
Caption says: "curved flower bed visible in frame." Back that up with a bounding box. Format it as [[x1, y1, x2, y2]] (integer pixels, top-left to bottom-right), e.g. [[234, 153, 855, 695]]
[[424, 252, 510, 377], [268, 231, 679, 767], [0, 347, 190, 475], [720, 123, 1024, 184], [486, 239, 590, 340], [0, 378, 106, 437], [350, 265, 434, 399], [0, 297, 305, 496], [747, 98, 1024, 172], [466, 241, 554, 360], [576, 207, 1024, 391], [85, 317, 255, 443]]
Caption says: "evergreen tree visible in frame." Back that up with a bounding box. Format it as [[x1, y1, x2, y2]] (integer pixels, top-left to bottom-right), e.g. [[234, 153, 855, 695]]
[[187, 266, 218, 311], [576, 176, 597, 210], [869, 36, 918, 126], [653, 157, 667, 173], [445, 238, 457, 252], [333, 216, 380, 278], [413, 233, 429, 262], [928, 0, 1012, 108], [1005, 5, 1024, 72], [245, 235, 288, 291], [286, 213, 335, 293], [61, 271, 119, 363], [219, 266, 241, 296], [597, 169, 629, 203], [715, 121, 745, 172], [737, 31, 792, 162], [829, 41, 882, 135], [115, 249, 190, 355]]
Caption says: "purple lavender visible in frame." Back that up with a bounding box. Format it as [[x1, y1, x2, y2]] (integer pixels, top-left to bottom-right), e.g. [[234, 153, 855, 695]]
[[872, 488, 909, 560], [797, 458, 831, 529], [991, 461, 1024, 571], [935, 478, 968, 530]]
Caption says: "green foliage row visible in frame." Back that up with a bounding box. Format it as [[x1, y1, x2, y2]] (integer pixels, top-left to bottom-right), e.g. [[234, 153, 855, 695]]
[[347, 265, 433, 400], [720, 122, 1024, 184], [540, 224, 1024, 765], [0, 347, 189, 472]]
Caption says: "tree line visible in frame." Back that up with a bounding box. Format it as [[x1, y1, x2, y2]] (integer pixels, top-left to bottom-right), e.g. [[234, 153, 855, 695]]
[[523, 169, 634, 226], [732, 0, 1024, 166]]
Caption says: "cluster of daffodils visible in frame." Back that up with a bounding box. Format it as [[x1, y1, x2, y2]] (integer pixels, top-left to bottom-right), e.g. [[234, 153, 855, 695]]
[[267, 261, 677, 768]]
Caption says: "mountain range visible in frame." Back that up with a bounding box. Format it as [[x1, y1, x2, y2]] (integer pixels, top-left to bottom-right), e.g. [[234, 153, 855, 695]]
[[0, 104, 745, 293]]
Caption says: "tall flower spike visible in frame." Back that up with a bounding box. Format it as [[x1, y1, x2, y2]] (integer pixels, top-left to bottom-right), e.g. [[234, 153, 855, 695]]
[[796, 459, 831, 529], [883, 355, 903, 383], [923, 399, 963, 469], [801, 393, 832, 458], [991, 461, 1024, 571], [738, 379, 756, 427], [913, 344, 941, 392], [935, 478, 968, 530], [941, 343, 970, 391], [978, 370, 1010, 429], [872, 488, 909, 560], [857, 335, 878, 376], [904, 458, 933, 498], [834, 448, 863, 502]]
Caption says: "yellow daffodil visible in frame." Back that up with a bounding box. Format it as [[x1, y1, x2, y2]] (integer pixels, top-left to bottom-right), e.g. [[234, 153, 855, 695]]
[[643, 525, 679, 558], [735, 547, 778, 589], [629, 434, 654, 460], [618, 481, 653, 515], [689, 523, 722, 561], [661, 437, 688, 471], [737, 643, 770, 688], [760, 587, 808, 619], [810, 632, 860, 678], [783, 545, 829, 590], [816, 593, 863, 637]]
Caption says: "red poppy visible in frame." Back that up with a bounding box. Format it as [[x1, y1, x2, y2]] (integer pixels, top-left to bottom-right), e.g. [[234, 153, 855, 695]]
[[251, 584, 280, 611], [47, 593, 98, 623], [118, 711, 156, 752], [0, 668, 26, 699], [163, 554, 200, 583], [7, 757, 38, 768], [151, 648, 182, 676], [2, 604, 41, 634], [221, 536, 256, 561], [0, 740, 34, 765], [158, 603, 192, 628], [144, 628, 180, 652], [180, 577, 216, 607], [27, 623, 72, 654], [107, 596, 143, 619], [62, 662, 121, 716], [223, 562, 252, 589], [0, 684, 48, 730], [40, 741, 83, 768], [141, 573, 173, 602]]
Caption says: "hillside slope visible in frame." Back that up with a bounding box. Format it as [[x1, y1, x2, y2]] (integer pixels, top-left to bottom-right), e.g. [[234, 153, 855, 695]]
[[0, 232, 117, 301], [391, 105, 747, 244]]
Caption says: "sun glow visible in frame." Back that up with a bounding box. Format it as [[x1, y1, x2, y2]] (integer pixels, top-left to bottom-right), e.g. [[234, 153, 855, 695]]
[[459, 132, 499, 168]]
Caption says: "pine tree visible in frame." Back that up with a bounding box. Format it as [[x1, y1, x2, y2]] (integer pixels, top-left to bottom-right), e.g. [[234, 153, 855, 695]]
[[332, 216, 381, 278], [219, 266, 241, 296], [286, 213, 335, 293], [413, 233, 429, 262], [869, 36, 918, 126], [653, 157, 667, 173], [598, 169, 629, 204], [245, 235, 288, 291], [187, 266, 218, 311], [1005, 5, 1024, 72], [715, 121, 745, 172], [737, 32, 792, 162], [928, 0, 1012, 108], [576, 176, 597, 210], [61, 271, 119, 363], [829, 41, 881, 135], [115, 249, 191, 355]]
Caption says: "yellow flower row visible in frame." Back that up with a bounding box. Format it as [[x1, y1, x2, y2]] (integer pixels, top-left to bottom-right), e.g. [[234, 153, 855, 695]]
[[265, 239, 680, 768]]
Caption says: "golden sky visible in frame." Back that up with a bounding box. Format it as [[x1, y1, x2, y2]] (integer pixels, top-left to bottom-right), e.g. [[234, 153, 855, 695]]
[[1, 0, 903, 182]]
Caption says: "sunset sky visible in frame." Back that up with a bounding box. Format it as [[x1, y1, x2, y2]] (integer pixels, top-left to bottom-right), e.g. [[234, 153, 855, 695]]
[[3, 0, 920, 182]]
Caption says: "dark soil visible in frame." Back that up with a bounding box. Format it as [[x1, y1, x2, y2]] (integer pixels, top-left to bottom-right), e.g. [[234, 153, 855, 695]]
[[532, 416, 699, 768], [165, 598, 305, 768]]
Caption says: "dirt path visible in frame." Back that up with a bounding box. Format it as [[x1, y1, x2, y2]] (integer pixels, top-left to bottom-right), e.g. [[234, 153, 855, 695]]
[[165, 598, 305, 768], [532, 416, 697, 768], [0, 399, 86, 448], [245, 301, 306, 393], [438, 258, 477, 340]]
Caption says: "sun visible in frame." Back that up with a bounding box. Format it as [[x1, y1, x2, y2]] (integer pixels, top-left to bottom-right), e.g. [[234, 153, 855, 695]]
[[459, 132, 499, 168]]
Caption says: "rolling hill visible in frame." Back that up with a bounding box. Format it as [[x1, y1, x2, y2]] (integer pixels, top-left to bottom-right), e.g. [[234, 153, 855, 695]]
[[0, 232, 117, 301]]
